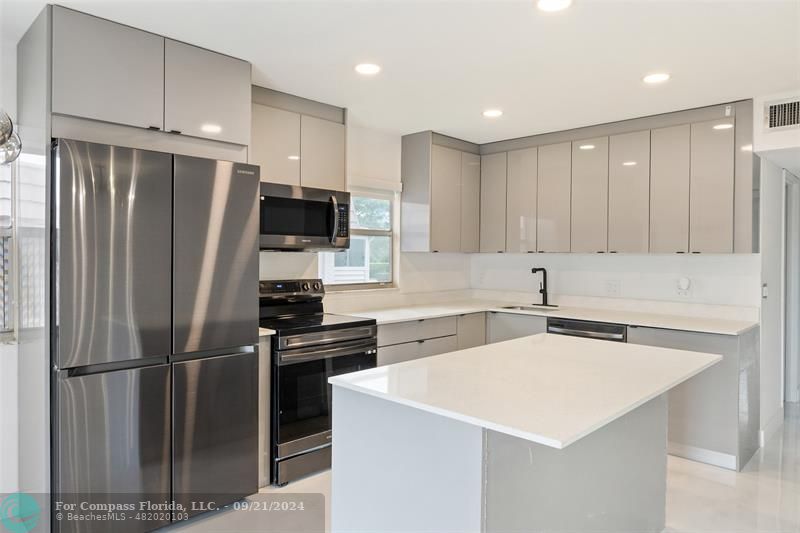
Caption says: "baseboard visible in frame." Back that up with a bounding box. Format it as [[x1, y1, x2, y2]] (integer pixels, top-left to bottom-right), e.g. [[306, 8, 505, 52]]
[[759, 406, 785, 447], [668, 442, 738, 470]]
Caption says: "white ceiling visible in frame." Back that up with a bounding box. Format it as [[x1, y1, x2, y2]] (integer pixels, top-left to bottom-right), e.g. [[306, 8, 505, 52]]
[[3, 0, 800, 144]]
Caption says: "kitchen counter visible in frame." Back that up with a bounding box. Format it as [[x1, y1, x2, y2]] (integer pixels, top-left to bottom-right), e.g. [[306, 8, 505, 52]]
[[330, 333, 720, 533], [330, 333, 720, 448], [350, 300, 757, 336], [259, 327, 276, 336]]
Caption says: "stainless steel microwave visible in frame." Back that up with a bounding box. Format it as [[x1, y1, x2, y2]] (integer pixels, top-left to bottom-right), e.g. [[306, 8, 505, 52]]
[[259, 183, 350, 251]]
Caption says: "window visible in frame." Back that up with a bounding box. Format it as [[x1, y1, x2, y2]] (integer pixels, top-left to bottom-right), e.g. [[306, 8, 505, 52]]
[[320, 191, 394, 288], [0, 161, 12, 336]]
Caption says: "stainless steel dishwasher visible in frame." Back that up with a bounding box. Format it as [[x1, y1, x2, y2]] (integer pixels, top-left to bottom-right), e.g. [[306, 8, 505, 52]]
[[546, 318, 627, 342]]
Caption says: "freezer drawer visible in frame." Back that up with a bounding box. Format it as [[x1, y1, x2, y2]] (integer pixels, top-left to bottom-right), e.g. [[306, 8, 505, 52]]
[[55, 364, 171, 533], [55, 139, 172, 369], [173, 351, 259, 518], [172, 156, 259, 354]]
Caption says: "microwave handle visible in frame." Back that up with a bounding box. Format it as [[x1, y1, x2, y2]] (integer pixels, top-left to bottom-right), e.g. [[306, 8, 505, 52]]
[[330, 195, 339, 245]]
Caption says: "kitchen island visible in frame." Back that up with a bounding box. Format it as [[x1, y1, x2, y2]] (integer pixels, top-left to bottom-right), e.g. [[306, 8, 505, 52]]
[[329, 333, 721, 533]]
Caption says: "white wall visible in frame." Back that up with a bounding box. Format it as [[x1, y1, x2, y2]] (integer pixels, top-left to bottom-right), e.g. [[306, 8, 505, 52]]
[[471, 253, 761, 308], [753, 91, 800, 177], [760, 158, 787, 438]]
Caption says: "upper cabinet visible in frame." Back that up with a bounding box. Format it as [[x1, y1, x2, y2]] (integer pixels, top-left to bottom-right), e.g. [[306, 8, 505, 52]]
[[164, 39, 251, 146], [506, 147, 538, 253], [250, 105, 301, 185], [460, 152, 481, 253], [690, 119, 735, 253], [537, 143, 572, 253], [650, 125, 690, 253], [300, 115, 346, 191], [480, 153, 508, 253], [400, 132, 481, 253], [50, 7, 251, 147], [430, 145, 462, 252], [52, 6, 165, 130], [608, 130, 650, 253], [571, 137, 609, 253]]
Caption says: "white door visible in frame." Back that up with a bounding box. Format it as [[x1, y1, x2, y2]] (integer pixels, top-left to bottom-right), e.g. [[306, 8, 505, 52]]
[[480, 153, 508, 253], [300, 115, 346, 190], [506, 147, 538, 253], [430, 145, 462, 253], [250, 105, 301, 185], [608, 131, 650, 253], [537, 143, 571, 252], [571, 137, 609, 253]]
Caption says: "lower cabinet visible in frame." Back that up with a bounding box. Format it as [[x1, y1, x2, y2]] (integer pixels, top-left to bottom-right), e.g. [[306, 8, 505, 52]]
[[378, 335, 458, 366], [457, 313, 486, 350], [627, 325, 759, 471], [486, 312, 547, 343]]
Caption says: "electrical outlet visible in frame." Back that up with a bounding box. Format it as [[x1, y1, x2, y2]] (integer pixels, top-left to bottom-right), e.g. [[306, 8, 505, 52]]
[[605, 279, 621, 296]]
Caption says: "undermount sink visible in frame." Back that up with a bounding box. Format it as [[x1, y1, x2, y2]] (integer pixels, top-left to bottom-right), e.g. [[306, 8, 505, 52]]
[[500, 305, 560, 312]]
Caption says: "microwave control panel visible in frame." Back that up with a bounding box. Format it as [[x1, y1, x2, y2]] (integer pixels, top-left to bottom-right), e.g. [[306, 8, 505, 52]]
[[337, 204, 349, 237]]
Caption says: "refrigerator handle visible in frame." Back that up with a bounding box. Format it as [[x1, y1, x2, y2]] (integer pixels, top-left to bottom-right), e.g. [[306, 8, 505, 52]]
[[329, 195, 339, 245]]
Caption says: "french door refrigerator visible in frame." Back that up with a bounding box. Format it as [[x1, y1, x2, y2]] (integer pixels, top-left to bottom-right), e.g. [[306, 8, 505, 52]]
[[52, 139, 259, 533]]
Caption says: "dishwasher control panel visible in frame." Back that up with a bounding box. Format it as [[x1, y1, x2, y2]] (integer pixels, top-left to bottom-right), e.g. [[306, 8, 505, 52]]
[[546, 318, 627, 342]]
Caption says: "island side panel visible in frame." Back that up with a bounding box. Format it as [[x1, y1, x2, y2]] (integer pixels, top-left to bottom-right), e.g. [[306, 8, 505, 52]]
[[331, 386, 484, 533], [483, 395, 667, 533]]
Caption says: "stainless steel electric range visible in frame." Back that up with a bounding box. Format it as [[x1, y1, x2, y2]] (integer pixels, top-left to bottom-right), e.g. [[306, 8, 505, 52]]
[[259, 279, 377, 485]]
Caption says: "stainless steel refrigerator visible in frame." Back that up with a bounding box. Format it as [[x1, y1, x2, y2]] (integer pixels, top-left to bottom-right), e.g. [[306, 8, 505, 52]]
[[52, 139, 259, 532]]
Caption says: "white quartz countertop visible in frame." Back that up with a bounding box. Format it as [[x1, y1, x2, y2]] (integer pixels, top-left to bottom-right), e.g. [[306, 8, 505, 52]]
[[330, 333, 721, 449], [259, 327, 276, 336], [349, 300, 757, 336]]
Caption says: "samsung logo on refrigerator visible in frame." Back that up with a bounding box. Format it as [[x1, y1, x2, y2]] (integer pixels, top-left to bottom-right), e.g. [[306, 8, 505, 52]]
[[237, 169, 256, 175]]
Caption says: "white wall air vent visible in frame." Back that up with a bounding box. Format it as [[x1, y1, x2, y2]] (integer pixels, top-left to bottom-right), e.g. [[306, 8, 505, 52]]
[[765, 98, 800, 130]]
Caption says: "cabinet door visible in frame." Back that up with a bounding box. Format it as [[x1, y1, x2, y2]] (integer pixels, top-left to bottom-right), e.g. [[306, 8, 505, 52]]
[[457, 313, 486, 349], [419, 335, 458, 358], [377, 341, 421, 366], [506, 147, 538, 253], [486, 312, 547, 344], [608, 131, 651, 253], [430, 145, 462, 252], [480, 152, 508, 253], [300, 115, 346, 190], [690, 120, 735, 253], [460, 152, 481, 253], [650, 125, 690, 253], [164, 39, 251, 145], [571, 137, 609, 253], [52, 6, 165, 130], [251, 104, 301, 185], [537, 143, 571, 252]]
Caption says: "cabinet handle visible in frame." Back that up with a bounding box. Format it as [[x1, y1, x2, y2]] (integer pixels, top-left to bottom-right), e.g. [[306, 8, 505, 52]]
[[609, 251, 618, 254], [169, 129, 182, 135], [691, 251, 701, 254], [676, 251, 685, 254], [597, 251, 605, 253], [148, 126, 160, 130]]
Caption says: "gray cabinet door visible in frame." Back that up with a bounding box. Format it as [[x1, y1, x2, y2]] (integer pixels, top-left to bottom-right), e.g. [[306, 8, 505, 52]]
[[571, 137, 609, 253], [460, 152, 482, 253], [486, 312, 547, 344], [430, 145, 462, 252], [164, 39, 251, 145], [56, 365, 171, 533], [251, 104, 301, 185], [173, 352, 258, 518], [56, 140, 172, 369], [300, 115, 346, 190], [457, 313, 487, 349], [506, 147, 538, 253], [608, 131, 651, 253], [419, 335, 459, 357], [377, 341, 421, 366], [173, 156, 259, 354], [690, 120, 735, 253], [650, 125, 690, 253], [480, 152, 508, 253], [52, 6, 164, 130], [537, 143, 572, 252]]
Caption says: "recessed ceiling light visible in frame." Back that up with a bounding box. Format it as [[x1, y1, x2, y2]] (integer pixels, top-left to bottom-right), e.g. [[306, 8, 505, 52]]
[[643, 72, 670, 84], [578, 144, 595, 150], [482, 109, 503, 118], [200, 123, 222, 134], [713, 123, 734, 130], [287, 155, 300, 160], [622, 161, 637, 166], [537, 0, 572, 12], [355, 63, 381, 75]]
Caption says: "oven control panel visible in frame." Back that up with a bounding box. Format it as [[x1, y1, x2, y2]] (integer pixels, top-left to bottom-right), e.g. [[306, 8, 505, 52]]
[[259, 279, 325, 297], [337, 204, 349, 238]]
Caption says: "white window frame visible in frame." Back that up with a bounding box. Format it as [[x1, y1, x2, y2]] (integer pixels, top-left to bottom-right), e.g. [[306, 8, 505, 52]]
[[321, 188, 397, 291]]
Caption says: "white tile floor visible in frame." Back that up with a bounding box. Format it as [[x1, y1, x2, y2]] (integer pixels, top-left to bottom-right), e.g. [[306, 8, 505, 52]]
[[179, 404, 800, 532]]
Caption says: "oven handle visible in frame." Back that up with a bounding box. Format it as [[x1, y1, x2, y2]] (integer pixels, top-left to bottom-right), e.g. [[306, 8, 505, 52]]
[[278, 338, 377, 365], [330, 195, 339, 245], [547, 326, 625, 341]]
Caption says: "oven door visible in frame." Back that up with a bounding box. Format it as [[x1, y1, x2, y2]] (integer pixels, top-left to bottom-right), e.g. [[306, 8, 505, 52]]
[[260, 183, 350, 250], [273, 337, 376, 460]]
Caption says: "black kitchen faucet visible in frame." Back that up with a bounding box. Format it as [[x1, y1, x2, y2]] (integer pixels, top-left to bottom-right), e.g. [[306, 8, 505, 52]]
[[531, 267, 549, 306]]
